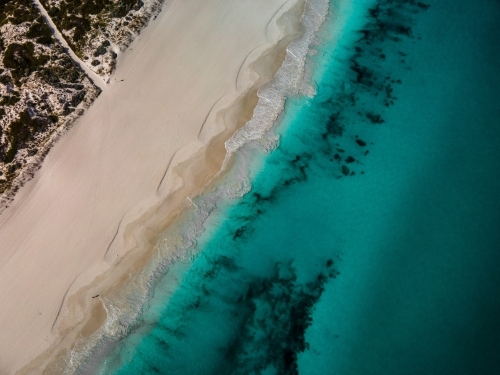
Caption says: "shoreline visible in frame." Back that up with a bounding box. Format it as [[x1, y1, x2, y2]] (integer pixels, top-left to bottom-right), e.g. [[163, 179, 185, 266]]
[[0, 0, 322, 374], [55, 0, 331, 369]]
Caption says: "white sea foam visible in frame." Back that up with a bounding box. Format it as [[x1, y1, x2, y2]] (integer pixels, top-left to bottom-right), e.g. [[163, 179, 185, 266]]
[[225, 0, 328, 155], [59, 1, 330, 373]]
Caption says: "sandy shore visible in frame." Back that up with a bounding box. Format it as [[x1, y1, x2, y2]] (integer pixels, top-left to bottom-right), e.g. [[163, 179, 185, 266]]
[[0, 0, 306, 373]]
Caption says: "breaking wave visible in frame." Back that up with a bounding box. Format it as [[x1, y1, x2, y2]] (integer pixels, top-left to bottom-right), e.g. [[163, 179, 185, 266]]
[[51, 0, 330, 373]]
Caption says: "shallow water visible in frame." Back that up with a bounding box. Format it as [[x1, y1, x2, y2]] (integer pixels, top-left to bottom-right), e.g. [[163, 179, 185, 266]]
[[93, 0, 500, 373]]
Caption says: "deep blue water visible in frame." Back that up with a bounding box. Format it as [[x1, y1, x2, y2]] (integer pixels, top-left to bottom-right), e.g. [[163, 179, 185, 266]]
[[94, 0, 500, 373]]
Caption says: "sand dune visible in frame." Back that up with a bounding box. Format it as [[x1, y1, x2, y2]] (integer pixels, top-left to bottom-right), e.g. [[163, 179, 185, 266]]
[[0, 0, 305, 373]]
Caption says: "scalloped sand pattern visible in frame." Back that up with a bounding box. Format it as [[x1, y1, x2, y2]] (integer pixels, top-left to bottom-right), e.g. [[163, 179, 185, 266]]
[[39, 0, 330, 373]]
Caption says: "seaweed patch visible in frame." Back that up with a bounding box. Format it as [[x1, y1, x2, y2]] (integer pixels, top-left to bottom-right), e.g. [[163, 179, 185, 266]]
[[218, 260, 339, 375], [293, 0, 430, 178], [219, 0, 430, 251]]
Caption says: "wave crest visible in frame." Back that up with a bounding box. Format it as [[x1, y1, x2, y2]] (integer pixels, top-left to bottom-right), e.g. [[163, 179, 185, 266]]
[[55, 1, 330, 373]]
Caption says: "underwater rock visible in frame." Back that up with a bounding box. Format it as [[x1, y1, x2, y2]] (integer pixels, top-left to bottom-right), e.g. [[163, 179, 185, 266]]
[[220, 261, 338, 375], [417, 2, 430, 10], [323, 113, 344, 138], [345, 156, 356, 163], [366, 112, 385, 124]]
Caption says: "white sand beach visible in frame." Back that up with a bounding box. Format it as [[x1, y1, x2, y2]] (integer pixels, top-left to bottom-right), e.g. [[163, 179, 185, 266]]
[[0, 0, 305, 373]]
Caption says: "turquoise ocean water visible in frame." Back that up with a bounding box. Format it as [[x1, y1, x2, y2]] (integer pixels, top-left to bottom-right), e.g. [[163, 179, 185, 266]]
[[89, 0, 500, 373]]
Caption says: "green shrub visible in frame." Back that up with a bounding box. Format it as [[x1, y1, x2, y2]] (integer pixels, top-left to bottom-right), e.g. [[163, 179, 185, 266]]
[[80, 0, 107, 15], [4, 110, 47, 162], [70, 90, 86, 106], [60, 14, 91, 32], [110, 0, 138, 18], [93, 44, 107, 57], [3, 42, 35, 71], [37, 67, 60, 85], [0, 93, 20, 106], [3, 42, 50, 79], [36, 36, 54, 45], [26, 21, 53, 45], [1, 0, 36, 26], [0, 73, 12, 85]]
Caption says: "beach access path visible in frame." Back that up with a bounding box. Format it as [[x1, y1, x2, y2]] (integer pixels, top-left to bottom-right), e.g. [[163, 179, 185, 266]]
[[0, 0, 297, 372], [33, 0, 107, 89]]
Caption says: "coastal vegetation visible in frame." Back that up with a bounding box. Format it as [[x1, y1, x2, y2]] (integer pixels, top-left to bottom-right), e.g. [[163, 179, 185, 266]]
[[41, 0, 165, 79], [0, 0, 99, 200]]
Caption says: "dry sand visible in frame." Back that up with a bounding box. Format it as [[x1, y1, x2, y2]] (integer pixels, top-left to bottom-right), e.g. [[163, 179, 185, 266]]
[[0, 0, 305, 373]]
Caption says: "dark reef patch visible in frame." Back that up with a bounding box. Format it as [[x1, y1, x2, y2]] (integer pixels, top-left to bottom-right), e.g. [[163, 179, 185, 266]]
[[203, 255, 239, 280], [205, 4, 431, 372], [117, 247, 339, 374], [299, 0, 430, 178], [217, 261, 339, 375], [322, 113, 344, 138], [345, 156, 356, 163], [366, 112, 385, 124], [341, 165, 350, 176]]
